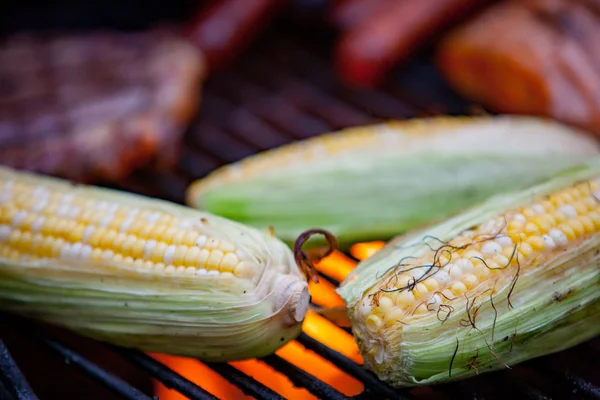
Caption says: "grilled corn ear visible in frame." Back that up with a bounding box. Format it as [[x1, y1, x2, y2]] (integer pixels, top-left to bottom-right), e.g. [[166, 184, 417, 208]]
[[0, 166, 310, 361], [338, 160, 600, 387], [186, 115, 600, 248]]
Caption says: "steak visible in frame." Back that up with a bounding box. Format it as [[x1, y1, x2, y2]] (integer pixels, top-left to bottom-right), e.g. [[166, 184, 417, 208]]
[[0, 29, 206, 183]]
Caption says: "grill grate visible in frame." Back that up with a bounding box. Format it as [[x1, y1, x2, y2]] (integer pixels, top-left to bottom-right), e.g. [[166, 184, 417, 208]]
[[0, 340, 38, 400], [1, 5, 600, 400]]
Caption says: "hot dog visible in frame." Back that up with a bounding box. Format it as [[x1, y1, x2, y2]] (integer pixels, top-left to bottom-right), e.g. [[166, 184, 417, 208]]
[[186, 0, 285, 72], [334, 0, 489, 87], [327, 0, 392, 30]]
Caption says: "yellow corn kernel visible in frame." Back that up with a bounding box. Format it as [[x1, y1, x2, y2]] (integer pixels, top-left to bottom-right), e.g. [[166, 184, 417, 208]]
[[121, 235, 137, 257], [462, 274, 478, 289], [588, 211, 600, 228], [366, 315, 383, 333], [567, 219, 585, 237], [522, 208, 537, 219], [384, 307, 406, 327], [206, 250, 224, 270], [527, 236, 545, 251], [150, 243, 168, 263], [182, 247, 200, 267], [197, 249, 210, 268], [376, 296, 394, 315], [578, 216, 595, 234], [395, 290, 416, 307], [220, 252, 240, 272], [524, 222, 540, 235], [172, 245, 188, 265], [161, 227, 178, 243], [182, 231, 200, 246], [532, 215, 554, 232], [451, 282, 467, 295], [412, 283, 429, 299], [130, 240, 146, 259], [423, 278, 439, 291]]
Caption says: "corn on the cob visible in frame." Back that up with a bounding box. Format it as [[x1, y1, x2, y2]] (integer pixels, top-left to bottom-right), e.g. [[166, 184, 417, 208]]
[[338, 160, 600, 387], [0, 166, 310, 361], [186, 116, 600, 248]]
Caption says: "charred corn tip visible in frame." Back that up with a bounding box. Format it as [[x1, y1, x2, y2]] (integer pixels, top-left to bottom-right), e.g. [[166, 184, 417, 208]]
[[339, 162, 600, 386], [0, 166, 309, 361]]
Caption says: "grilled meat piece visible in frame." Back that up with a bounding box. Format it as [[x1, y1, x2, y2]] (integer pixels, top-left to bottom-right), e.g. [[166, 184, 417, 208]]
[[437, 0, 600, 135], [0, 29, 206, 183]]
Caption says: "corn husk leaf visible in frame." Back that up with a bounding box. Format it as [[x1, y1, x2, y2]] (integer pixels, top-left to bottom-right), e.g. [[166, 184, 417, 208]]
[[338, 160, 600, 387], [186, 116, 600, 249], [0, 167, 310, 361]]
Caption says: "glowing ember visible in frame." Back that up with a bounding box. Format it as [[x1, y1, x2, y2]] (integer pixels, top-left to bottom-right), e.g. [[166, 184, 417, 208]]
[[303, 311, 363, 364], [230, 359, 318, 399], [151, 353, 251, 399], [153, 242, 383, 399], [276, 341, 364, 396], [308, 278, 345, 308], [350, 241, 385, 261], [313, 250, 357, 282]]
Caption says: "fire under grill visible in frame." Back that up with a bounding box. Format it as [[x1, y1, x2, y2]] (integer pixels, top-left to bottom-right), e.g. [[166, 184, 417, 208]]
[[1, 5, 600, 400]]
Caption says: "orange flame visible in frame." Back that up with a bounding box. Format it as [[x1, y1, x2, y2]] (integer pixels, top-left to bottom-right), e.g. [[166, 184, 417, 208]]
[[350, 241, 385, 261], [152, 242, 387, 399], [308, 278, 345, 308], [313, 250, 357, 282], [151, 353, 251, 400]]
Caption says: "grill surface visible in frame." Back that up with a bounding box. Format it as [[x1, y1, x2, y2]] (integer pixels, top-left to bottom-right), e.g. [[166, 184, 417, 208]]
[[1, 2, 600, 399]]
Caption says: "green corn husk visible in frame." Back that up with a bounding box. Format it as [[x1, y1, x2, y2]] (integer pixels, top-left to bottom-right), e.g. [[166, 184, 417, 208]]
[[0, 166, 310, 361], [337, 160, 600, 387], [186, 115, 600, 249]]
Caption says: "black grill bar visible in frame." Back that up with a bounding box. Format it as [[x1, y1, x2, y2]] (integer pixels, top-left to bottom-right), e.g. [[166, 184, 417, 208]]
[[489, 371, 552, 400], [558, 369, 600, 400], [17, 327, 152, 400], [296, 332, 412, 400], [0, 341, 38, 400], [514, 384, 552, 400], [111, 347, 218, 400], [261, 354, 350, 400], [534, 361, 600, 400], [0, 378, 15, 400], [204, 362, 284, 400], [43, 341, 151, 400]]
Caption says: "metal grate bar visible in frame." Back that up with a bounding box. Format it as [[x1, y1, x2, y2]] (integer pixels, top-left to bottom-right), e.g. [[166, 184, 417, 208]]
[[296, 332, 412, 400], [514, 383, 552, 400], [537, 363, 600, 400], [261, 354, 350, 400], [0, 341, 38, 400], [205, 362, 285, 400], [237, 57, 375, 129], [433, 382, 487, 400], [111, 347, 218, 400], [490, 371, 553, 400], [260, 36, 418, 119], [0, 378, 15, 400], [20, 329, 152, 400]]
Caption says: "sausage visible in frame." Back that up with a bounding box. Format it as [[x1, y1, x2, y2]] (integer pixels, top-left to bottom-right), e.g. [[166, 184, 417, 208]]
[[334, 0, 489, 87], [186, 0, 285, 72], [327, 0, 393, 31]]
